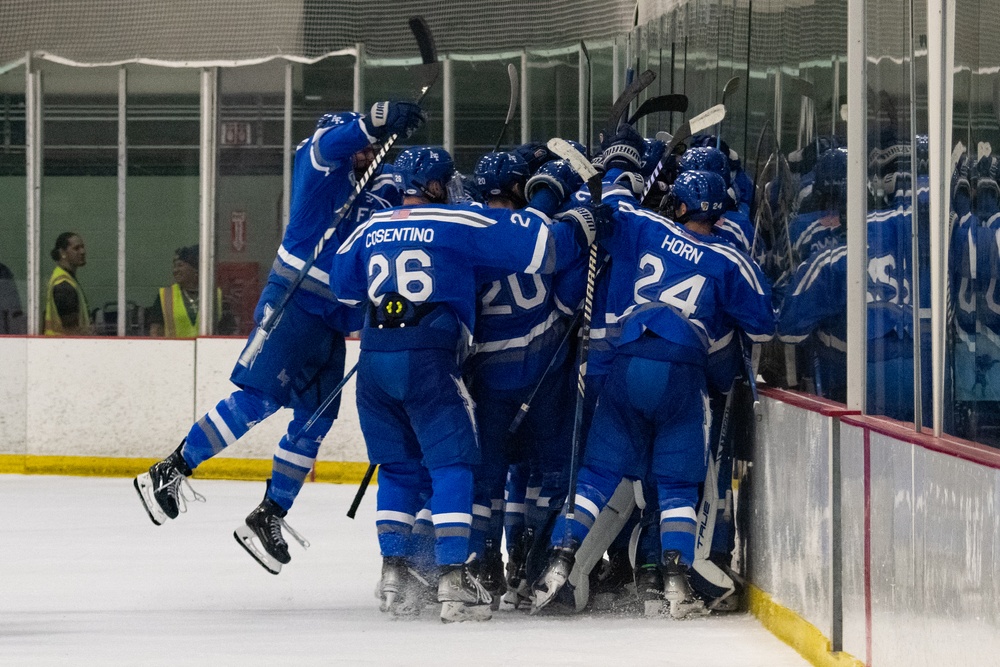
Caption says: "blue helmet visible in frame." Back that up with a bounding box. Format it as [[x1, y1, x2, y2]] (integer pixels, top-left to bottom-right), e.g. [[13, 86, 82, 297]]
[[665, 170, 729, 223], [514, 142, 555, 174], [814, 147, 848, 209], [393, 146, 455, 202], [677, 146, 731, 186], [316, 111, 361, 130], [474, 151, 530, 202]]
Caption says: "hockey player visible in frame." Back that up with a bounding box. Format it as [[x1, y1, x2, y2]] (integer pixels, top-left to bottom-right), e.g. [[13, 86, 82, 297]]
[[465, 152, 585, 603], [133, 102, 426, 574], [329, 146, 605, 622], [531, 169, 775, 618], [677, 146, 755, 254]]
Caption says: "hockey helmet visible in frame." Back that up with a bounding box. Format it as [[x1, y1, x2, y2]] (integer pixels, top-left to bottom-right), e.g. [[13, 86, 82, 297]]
[[599, 123, 644, 172], [474, 151, 531, 202], [814, 147, 848, 210], [514, 142, 555, 174], [665, 170, 729, 223], [316, 111, 361, 130], [394, 146, 455, 203], [678, 146, 731, 186]]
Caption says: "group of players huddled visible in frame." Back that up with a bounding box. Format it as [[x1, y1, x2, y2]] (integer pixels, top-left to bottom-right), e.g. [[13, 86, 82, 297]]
[[134, 96, 785, 623]]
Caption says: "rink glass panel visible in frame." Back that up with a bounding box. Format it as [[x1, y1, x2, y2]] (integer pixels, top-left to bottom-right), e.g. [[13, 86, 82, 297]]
[[525, 51, 579, 150], [0, 64, 27, 335], [214, 63, 286, 337], [125, 65, 200, 337], [39, 63, 119, 336], [947, 0, 1000, 447], [0, 64, 26, 458], [451, 58, 520, 173]]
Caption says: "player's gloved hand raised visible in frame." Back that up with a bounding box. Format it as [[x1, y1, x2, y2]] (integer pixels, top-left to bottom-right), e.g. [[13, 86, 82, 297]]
[[558, 203, 614, 249], [525, 159, 585, 213], [599, 123, 645, 172], [365, 101, 427, 141]]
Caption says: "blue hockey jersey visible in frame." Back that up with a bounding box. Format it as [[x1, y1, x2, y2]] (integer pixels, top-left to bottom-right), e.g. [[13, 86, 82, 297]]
[[331, 203, 581, 352], [601, 200, 775, 366]]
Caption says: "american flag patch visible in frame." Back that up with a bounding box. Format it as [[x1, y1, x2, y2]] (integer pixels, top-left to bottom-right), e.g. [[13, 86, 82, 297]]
[[392, 209, 412, 220]]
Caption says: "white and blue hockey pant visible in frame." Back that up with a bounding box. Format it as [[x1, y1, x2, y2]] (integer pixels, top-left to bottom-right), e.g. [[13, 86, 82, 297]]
[[550, 353, 710, 568], [358, 347, 481, 567]]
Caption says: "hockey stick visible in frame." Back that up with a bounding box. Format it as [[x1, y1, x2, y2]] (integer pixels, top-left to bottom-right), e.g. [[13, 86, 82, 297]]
[[260, 17, 439, 335], [545, 137, 602, 550], [581, 41, 592, 155], [302, 362, 359, 434], [625, 94, 689, 126], [640, 104, 727, 206], [347, 462, 377, 520], [492, 63, 520, 152], [717, 77, 741, 149], [748, 119, 774, 244], [600, 69, 656, 143]]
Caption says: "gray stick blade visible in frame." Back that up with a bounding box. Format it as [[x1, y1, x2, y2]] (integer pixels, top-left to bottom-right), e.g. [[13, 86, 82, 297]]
[[689, 104, 727, 136], [408, 17, 437, 65], [546, 138, 598, 182], [505, 63, 519, 124]]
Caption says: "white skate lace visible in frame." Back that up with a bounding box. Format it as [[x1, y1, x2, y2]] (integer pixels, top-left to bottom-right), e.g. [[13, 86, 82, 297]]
[[463, 568, 492, 604], [277, 517, 310, 549], [157, 471, 206, 514]]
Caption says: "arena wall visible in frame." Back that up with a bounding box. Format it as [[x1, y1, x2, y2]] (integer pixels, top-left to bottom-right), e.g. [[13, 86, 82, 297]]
[[2, 338, 999, 666]]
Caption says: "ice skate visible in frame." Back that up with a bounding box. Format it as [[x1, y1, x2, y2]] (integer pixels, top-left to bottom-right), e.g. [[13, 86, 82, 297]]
[[437, 557, 493, 623], [234, 497, 309, 575], [662, 550, 708, 619], [634, 564, 665, 617], [502, 532, 531, 608], [376, 557, 427, 618], [133, 444, 203, 526], [529, 547, 575, 615], [477, 543, 506, 609]]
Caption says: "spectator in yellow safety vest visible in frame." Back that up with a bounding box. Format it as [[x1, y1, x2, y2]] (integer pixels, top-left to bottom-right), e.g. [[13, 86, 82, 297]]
[[44, 232, 92, 336], [148, 245, 234, 337]]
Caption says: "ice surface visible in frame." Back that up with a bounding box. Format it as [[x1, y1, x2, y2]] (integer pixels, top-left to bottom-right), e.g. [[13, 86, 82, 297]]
[[1, 475, 809, 666]]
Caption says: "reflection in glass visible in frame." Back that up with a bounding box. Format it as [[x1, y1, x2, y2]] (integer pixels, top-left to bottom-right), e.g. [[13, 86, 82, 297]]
[[0, 65, 27, 335]]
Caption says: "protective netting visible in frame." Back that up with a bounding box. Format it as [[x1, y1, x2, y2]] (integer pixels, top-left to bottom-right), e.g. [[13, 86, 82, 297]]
[[0, 0, 636, 68]]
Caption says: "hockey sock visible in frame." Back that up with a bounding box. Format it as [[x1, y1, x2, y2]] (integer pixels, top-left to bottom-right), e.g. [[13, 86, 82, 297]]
[[375, 461, 427, 558], [504, 463, 530, 558], [656, 481, 701, 567], [267, 409, 333, 512], [409, 504, 438, 578], [549, 465, 620, 550], [182, 387, 281, 469], [428, 463, 474, 566]]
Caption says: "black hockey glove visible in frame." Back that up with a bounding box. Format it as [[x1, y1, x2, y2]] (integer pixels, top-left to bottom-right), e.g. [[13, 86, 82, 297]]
[[559, 203, 614, 249], [525, 159, 585, 205], [365, 101, 427, 141]]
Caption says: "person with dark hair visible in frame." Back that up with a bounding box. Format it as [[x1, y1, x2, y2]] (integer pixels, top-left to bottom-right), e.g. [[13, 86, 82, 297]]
[[147, 245, 234, 337], [0, 261, 26, 334], [44, 232, 92, 336]]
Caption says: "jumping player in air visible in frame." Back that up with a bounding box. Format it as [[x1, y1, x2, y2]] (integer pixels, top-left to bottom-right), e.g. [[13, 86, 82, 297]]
[[133, 102, 425, 575]]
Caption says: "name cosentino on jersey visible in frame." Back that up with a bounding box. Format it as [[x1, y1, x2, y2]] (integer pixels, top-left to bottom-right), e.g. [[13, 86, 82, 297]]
[[366, 226, 435, 247]]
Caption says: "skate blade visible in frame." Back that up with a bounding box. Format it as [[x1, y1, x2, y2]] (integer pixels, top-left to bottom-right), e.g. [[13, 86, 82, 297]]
[[440, 601, 492, 623], [133, 474, 167, 526], [644, 599, 664, 617], [667, 598, 709, 620], [233, 526, 281, 575]]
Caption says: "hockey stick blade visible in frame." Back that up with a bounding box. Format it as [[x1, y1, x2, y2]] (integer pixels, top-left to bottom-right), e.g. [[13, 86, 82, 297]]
[[722, 76, 741, 100], [492, 63, 520, 152], [641, 104, 726, 205], [408, 17, 437, 65], [413, 62, 442, 103], [347, 463, 377, 519], [603, 69, 656, 139], [547, 137, 601, 205], [626, 94, 689, 125]]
